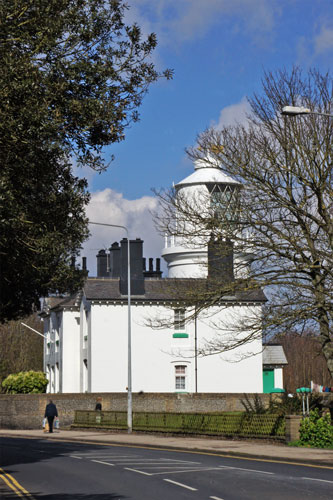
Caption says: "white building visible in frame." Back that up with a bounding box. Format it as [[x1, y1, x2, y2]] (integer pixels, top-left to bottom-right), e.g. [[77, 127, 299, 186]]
[[41, 160, 286, 394]]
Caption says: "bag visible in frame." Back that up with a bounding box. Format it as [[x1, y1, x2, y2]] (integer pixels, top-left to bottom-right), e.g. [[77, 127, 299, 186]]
[[43, 418, 49, 433], [54, 418, 60, 430]]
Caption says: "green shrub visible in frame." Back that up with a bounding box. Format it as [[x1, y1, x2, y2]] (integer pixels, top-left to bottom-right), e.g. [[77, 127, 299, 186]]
[[241, 392, 321, 417], [299, 409, 333, 449], [2, 371, 48, 394], [241, 393, 267, 414]]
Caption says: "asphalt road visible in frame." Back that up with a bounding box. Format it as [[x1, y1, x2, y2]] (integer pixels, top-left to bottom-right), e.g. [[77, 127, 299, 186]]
[[0, 437, 332, 499]]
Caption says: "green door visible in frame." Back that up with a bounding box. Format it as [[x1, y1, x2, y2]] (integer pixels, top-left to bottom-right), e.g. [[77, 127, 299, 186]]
[[263, 369, 274, 393]]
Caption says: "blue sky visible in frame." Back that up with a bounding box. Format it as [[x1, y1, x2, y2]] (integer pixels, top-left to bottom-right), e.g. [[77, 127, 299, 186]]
[[81, 0, 333, 275]]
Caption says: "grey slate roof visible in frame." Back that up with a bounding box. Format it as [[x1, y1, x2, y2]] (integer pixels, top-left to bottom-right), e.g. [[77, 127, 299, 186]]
[[52, 292, 82, 309], [263, 345, 288, 365], [39, 296, 66, 316], [83, 277, 266, 303]]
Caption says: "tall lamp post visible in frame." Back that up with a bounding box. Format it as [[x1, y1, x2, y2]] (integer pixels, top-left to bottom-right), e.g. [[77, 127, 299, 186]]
[[89, 221, 132, 434]]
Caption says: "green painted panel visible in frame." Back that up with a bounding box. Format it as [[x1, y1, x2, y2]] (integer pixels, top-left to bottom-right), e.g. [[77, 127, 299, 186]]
[[263, 369, 274, 393], [173, 333, 189, 338]]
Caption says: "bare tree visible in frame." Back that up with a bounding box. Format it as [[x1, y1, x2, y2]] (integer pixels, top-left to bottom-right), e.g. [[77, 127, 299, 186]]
[[0, 314, 43, 387], [274, 331, 333, 392], [154, 67, 333, 377]]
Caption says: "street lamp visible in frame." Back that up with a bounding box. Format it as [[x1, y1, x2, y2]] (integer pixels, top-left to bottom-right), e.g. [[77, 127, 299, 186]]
[[281, 105, 333, 117], [21, 322, 52, 341], [89, 221, 132, 434]]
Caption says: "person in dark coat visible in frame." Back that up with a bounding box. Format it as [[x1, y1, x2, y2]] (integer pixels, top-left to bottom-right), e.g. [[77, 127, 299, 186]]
[[95, 397, 102, 411], [44, 400, 58, 433]]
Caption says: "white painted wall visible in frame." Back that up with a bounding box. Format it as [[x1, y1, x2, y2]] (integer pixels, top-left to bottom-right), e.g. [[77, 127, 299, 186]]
[[274, 367, 284, 389], [42, 280, 263, 393], [88, 301, 263, 394], [61, 310, 81, 393]]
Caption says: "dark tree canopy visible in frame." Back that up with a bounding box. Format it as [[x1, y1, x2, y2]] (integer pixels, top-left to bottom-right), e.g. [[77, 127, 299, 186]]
[[0, 0, 172, 321], [0, 0, 172, 170]]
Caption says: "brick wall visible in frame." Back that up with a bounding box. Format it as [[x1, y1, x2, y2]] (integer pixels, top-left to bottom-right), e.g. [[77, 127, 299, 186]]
[[0, 393, 273, 430]]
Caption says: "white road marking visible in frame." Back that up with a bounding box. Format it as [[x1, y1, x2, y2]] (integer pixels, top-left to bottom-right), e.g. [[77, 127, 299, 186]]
[[99, 459, 182, 462], [76, 454, 136, 459], [164, 479, 197, 491], [124, 468, 152, 476], [97, 460, 199, 465], [70, 456, 82, 459], [302, 477, 333, 484], [162, 459, 201, 464], [106, 462, 193, 466], [91, 460, 115, 466], [149, 467, 224, 475], [134, 465, 209, 469], [210, 497, 224, 500], [218, 465, 273, 475]]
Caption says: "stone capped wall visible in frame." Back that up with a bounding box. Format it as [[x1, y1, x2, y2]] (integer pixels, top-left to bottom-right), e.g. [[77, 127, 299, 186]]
[[0, 392, 273, 430]]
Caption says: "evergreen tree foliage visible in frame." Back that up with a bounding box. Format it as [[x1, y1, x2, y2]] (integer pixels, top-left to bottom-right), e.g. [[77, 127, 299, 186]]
[[0, 0, 172, 321]]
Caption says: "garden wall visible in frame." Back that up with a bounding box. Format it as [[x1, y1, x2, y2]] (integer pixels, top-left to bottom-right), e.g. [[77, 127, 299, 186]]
[[0, 392, 274, 430]]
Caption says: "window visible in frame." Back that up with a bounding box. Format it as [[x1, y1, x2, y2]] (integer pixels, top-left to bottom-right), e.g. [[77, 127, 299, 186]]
[[51, 365, 55, 392], [175, 365, 187, 391], [55, 362, 59, 392], [209, 183, 239, 221], [83, 359, 88, 393], [46, 365, 50, 391], [174, 309, 185, 331]]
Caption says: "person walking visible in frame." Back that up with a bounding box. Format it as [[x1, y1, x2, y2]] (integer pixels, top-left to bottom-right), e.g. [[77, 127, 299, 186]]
[[95, 397, 102, 411], [44, 400, 58, 433]]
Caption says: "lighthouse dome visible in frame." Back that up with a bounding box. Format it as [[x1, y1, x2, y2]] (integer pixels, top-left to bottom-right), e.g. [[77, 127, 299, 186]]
[[161, 158, 244, 279], [175, 159, 240, 189]]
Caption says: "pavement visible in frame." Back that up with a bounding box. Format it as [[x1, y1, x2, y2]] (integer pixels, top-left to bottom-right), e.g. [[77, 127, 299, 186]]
[[0, 428, 332, 468]]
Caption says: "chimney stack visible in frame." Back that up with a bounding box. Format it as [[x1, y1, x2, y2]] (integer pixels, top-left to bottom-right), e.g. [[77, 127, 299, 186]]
[[208, 237, 234, 284], [109, 242, 121, 278], [96, 249, 109, 277], [119, 238, 145, 295], [143, 257, 163, 279]]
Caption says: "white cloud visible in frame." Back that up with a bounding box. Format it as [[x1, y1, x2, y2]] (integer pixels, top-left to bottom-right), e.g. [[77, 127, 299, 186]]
[[127, 0, 278, 47], [71, 161, 97, 186], [80, 189, 164, 276], [213, 97, 251, 129], [314, 25, 333, 54]]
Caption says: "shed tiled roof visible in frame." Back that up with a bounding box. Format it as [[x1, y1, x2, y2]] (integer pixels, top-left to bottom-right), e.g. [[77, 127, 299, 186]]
[[263, 345, 288, 365]]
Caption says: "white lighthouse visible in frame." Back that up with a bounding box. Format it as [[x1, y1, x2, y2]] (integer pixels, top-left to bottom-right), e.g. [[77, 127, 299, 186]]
[[162, 159, 243, 278]]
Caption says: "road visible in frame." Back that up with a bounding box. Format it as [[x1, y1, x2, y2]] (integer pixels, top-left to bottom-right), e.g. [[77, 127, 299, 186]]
[[0, 437, 332, 499]]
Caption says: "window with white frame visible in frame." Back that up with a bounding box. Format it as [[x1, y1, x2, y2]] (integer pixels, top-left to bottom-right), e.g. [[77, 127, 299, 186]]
[[175, 365, 187, 391], [83, 309, 89, 347], [174, 308, 185, 331], [46, 334, 51, 354], [46, 364, 50, 390]]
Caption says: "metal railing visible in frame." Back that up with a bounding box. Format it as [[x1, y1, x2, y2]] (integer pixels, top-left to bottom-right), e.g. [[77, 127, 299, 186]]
[[73, 410, 285, 439]]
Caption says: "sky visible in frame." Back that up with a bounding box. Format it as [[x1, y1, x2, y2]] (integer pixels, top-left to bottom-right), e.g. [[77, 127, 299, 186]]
[[80, 0, 333, 276]]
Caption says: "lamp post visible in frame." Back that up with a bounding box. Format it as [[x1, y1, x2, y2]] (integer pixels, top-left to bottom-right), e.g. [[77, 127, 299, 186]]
[[281, 106, 333, 118], [89, 221, 132, 434], [21, 322, 51, 341]]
